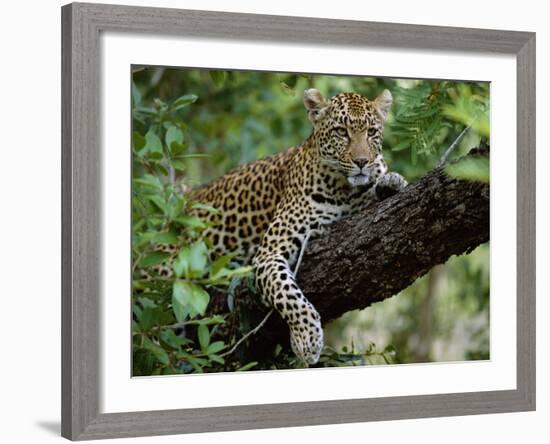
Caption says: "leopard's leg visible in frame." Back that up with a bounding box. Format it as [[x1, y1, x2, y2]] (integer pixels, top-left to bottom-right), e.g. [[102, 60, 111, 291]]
[[252, 216, 323, 365], [374, 171, 408, 201], [350, 170, 408, 210]]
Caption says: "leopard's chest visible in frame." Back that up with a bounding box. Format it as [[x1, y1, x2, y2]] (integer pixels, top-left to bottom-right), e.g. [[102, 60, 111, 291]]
[[304, 186, 354, 227], [299, 172, 377, 230]]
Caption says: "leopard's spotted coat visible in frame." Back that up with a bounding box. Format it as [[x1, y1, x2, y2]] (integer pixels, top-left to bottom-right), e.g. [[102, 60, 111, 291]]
[[164, 89, 407, 364]]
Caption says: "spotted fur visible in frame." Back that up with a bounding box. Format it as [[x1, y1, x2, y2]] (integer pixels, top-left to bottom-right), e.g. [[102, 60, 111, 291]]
[[161, 89, 407, 364]]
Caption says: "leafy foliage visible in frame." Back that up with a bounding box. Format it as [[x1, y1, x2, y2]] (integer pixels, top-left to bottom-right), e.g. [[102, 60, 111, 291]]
[[318, 344, 397, 367], [132, 85, 254, 375], [446, 156, 490, 183], [390, 81, 489, 166]]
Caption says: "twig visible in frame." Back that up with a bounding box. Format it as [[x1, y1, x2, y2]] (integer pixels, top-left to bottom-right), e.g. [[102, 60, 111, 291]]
[[220, 310, 273, 357], [294, 230, 311, 277], [168, 162, 176, 185], [437, 126, 470, 167], [220, 230, 313, 358]]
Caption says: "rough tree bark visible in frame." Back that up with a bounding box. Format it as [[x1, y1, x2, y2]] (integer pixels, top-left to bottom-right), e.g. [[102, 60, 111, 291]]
[[220, 144, 489, 358], [298, 144, 490, 322]]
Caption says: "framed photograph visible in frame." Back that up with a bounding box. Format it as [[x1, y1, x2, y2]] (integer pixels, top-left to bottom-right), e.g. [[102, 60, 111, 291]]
[[61, 2, 535, 440]]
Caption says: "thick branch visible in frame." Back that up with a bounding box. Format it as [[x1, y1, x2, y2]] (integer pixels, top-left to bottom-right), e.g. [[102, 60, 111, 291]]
[[220, 145, 489, 357], [299, 145, 489, 322]]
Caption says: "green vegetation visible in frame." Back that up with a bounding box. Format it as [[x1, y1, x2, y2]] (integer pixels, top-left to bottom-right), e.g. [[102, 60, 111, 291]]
[[132, 67, 490, 375]]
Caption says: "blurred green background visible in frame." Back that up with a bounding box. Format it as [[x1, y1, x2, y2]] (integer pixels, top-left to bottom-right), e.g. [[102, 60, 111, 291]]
[[132, 67, 489, 374]]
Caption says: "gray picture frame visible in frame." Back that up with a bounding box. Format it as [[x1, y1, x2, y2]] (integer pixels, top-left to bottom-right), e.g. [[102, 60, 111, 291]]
[[61, 2, 536, 440]]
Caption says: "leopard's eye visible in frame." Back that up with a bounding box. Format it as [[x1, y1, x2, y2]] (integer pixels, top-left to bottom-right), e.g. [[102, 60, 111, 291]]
[[334, 127, 349, 138], [367, 127, 378, 138]]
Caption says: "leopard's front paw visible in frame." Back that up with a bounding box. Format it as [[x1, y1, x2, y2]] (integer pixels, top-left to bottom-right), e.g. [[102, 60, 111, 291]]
[[375, 171, 408, 200], [289, 315, 324, 365]]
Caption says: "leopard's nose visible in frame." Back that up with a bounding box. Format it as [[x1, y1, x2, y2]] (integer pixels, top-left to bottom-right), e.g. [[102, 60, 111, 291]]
[[353, 158, 369, 168]]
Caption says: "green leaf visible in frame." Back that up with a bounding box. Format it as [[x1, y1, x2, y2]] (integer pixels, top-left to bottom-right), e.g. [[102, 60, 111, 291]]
[[132, 174, 163, 193], [160, 329, 189, 349], [209, 70, 226, 87], [132, 131, 146, 152], [189, 284, 210, 317], [140, 251, 170, 268], [165, 126, 184, 151], [152, 231, 179, 245], [169, 141, 188, 157], [226, 266, 254, 279], [147, 195, 166, 214], [206, 341, 225, 355], [169, 158, 187, 172], [134, 106, 157, 116], [209, 254, 235, 280], [138, 231, 179, 247], [144, 130, 163, 155], [445, 157, 489, 183], [161, 366, 183, 375], [173, 94, 198, 110], [188, 241, 208, 277], [142, 336, 170, 366], [137, 297, 157, 309], [236, 361, 258, 372], [147, 150, 164, 161], [172, 281, 210, 318], [173, 247, 191, 278], [391, 140, 410, 152], [198, 324, 210, 352], [132, 304, 142, 322], [153, 163, 169, 177], [167, 195, 184, 221], [191, 202, 220, 214], [171, 284, 187, 322], [186, 315, 225, 326], [133, 298, 159, 332], [183, 355, 207, 373], [131, 82, 142, 105], [177, 216, 207, 230], [133, 347, 156, 375], [211, 265, 254, 285], [209, 354, 225, 365]]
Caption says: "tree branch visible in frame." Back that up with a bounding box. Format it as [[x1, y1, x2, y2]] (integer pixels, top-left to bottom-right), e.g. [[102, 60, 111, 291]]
[[221, 144, 489, 356], [298, 143, 489, 322]]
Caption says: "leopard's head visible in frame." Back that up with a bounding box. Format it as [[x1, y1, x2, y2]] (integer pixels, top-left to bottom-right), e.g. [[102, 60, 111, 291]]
[[304, 89, 392, 187]]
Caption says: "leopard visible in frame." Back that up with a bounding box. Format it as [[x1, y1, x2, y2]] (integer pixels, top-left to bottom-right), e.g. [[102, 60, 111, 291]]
[[156, 89, 408, 365]]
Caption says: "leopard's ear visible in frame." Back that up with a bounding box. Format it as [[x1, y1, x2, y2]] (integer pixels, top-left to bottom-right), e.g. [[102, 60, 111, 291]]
[[374, 89, 393, 121], [304, 89, 327, 123]]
